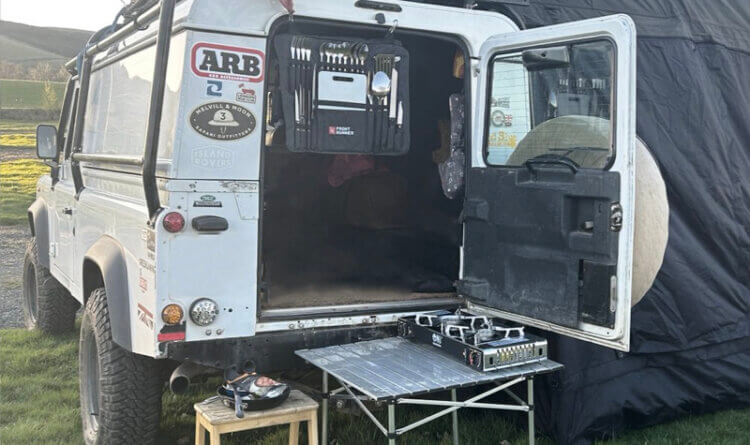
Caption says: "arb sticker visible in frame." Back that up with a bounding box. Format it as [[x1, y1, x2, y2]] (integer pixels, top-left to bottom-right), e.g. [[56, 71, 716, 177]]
[[190, 102, 256, 141], [191, 42, 264, 83]]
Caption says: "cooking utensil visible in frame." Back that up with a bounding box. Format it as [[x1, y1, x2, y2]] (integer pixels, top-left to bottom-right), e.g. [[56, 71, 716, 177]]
[[371, 71, 391, 97], [371, 70, 390, 150], [232, 382, 244, 418], [389, 68, 398, 120], [218, 370, 292, 417]]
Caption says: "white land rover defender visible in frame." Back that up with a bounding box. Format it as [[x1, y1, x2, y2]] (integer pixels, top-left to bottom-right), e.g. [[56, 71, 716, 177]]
[[24, 0, 641, 443]]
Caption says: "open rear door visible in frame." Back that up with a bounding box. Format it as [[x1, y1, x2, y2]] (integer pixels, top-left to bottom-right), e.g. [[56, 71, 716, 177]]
[[461, 15, 636, 350]]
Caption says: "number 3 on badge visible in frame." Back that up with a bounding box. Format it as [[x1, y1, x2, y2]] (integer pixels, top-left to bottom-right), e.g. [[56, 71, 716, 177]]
[[206, 80, 223, 97]]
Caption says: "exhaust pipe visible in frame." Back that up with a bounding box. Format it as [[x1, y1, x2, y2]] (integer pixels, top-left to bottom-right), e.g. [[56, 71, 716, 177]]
[[169, 362, 217, 394]]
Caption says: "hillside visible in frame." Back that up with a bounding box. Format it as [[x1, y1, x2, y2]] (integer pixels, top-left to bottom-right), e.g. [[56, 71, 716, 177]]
[[0, 21, 92, 64]]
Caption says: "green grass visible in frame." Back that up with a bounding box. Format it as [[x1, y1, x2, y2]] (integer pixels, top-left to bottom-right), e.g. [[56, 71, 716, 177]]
[[0, 120, 55, 133], [0, 158, 48, 225], [0, 79, 65, 109], [0, 133, 36, 148], [0, 120, 57, 149], [1, 327, 749, 444]]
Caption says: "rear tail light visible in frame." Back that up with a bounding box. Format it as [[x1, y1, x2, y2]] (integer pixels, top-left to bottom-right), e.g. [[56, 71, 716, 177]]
[[163, 212, 185, 233]]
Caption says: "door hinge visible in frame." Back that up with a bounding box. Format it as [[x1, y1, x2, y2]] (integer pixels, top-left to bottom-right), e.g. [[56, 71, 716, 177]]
[[609, 202, 623, 232], [50, 242, 58, 257]]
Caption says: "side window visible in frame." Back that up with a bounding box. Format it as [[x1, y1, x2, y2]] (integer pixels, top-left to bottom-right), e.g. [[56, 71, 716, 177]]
[[485, 40, 614, 169]]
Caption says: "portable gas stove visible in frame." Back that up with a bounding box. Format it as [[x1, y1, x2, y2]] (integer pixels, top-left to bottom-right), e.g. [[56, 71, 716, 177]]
[[398, 309, 548, 371]]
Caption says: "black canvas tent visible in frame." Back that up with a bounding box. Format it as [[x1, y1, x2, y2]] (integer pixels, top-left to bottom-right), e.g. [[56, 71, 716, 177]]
[[419, 0, 750, 442], [494, 1, 750, 443]]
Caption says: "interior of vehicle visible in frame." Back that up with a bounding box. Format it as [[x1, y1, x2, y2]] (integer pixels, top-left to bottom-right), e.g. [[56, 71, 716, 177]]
[[258, 19, 618, 323], [259, 21, 467, 312]]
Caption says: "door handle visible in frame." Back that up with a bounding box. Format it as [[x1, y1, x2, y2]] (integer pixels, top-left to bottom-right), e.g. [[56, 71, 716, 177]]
[[62, 207, 73, 215]]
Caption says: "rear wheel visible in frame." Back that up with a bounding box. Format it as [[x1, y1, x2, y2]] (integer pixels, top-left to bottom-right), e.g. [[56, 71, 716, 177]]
[[79, 287, 163, 445], [22, 237, 78, 333]]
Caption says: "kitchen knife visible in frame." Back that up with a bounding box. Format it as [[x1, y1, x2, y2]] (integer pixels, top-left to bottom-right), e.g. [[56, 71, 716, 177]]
[[389, 68, 398, 120]]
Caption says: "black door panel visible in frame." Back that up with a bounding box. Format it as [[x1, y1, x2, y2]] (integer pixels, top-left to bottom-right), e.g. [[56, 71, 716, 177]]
[[461, 165, 619, 328]]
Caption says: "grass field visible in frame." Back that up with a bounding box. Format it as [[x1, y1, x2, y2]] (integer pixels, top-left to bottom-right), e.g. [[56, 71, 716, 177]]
[[0, 158, 47, 225], [0, 120, 54, 133], [0, 119, 52, 148], [0, 119, 53, 225], [0, 133, 36, 148], [0, 79, 65, 109], [1, 327, 749, 445]]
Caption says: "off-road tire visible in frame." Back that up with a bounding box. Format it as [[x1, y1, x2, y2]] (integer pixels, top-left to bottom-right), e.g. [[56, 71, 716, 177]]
[[22, 237, 78, 333], [79, 287, 163, 445]]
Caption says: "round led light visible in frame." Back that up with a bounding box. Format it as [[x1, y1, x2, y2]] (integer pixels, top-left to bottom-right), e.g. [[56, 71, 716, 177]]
[[163, 212, 185, 233], [189, 299, 219, 326], [161, 304, 184, 325]]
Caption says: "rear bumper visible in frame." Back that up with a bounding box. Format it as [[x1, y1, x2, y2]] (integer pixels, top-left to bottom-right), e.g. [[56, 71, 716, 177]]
[[162, 324, 396, 372]]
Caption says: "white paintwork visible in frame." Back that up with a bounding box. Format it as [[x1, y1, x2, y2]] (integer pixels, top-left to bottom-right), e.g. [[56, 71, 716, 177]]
[[34, 0, 637, 358], [469, 15, 637, 351]]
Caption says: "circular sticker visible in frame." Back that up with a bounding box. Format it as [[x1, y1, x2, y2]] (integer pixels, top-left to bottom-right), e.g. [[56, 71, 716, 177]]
[[190, 102, 256, 141], [491, 109, 506, 127]]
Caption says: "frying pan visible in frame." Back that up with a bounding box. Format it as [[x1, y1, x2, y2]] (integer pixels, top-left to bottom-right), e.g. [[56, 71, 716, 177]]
[[219, 368, 291, 417]]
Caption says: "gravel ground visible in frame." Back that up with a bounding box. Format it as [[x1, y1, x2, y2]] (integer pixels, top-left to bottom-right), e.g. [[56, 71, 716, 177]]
[[0, 225, 29, 328]]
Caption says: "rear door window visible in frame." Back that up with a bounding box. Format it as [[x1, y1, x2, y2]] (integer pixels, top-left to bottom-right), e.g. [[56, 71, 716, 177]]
[[485, 40, 614, 169]]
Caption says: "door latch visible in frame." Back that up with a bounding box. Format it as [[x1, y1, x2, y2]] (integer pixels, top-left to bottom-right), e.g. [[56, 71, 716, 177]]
[[609, 202, 623, 232], [62, 207, 73, 215]]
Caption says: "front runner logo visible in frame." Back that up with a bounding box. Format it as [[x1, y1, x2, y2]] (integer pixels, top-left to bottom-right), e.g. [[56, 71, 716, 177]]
[[191, 43, 265, 83], [328, 126, 354, 136]]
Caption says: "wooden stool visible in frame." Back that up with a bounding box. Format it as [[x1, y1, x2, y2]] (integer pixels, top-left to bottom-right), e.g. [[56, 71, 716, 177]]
[[194, 390, 319, 445]]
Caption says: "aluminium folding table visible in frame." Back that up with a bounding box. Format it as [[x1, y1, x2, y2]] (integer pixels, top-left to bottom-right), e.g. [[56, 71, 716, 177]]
[[296, 337, 563, 444]]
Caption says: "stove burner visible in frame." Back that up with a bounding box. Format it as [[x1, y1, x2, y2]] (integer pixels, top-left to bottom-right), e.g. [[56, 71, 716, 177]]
[[398, 309, 548, 372], [494, 326, 525, 339], [443, 324, 472, 342], [474, 328, 495, 344]]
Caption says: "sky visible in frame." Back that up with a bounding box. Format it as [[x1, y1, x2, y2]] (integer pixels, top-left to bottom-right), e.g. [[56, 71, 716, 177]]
[[0, 0, 125, 31]]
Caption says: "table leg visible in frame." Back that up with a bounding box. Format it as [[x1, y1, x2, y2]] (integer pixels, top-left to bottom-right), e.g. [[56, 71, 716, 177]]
[[321, 371, 329, 445], [451, 389, 459, 445], [528, 377, 535, 445], [289, 421, 300, 445], [308, 412, 319, 445], [195, 416, 206, 445], [388, 401, 396, 445]]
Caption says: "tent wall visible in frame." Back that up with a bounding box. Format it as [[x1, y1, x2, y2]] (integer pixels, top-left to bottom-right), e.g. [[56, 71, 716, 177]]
[[501, 1, 750, 443]]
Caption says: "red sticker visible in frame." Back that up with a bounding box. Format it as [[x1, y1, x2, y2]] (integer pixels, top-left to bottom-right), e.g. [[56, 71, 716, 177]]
[[191, 42, 265, 83], [157, 331, 186, 342]]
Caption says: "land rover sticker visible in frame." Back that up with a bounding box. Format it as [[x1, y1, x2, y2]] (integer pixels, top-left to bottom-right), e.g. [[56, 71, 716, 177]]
[[191, 146, 235, 169], [191, 42, 264, 83], [194, 194, 223, 208], [190, 102, 256, 141]]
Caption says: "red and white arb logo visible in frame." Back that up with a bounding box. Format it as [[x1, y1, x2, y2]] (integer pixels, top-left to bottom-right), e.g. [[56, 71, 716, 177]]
[[328, 126, 337, 135], [191, 43, 265, 83]]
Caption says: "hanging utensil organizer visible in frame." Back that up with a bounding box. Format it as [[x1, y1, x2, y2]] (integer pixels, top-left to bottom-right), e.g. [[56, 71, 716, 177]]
[[273, 33, 410, 155]]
